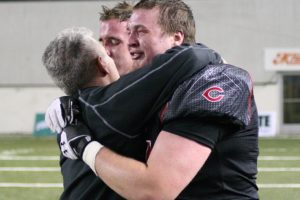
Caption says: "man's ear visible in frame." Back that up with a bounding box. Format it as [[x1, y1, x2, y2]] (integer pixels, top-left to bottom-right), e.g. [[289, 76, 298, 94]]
[[173, 31, 184, 46], [96, 56, 109, 76]]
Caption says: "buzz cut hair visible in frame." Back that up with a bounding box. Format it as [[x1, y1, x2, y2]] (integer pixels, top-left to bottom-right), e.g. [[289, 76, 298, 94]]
[[99, 1, 134, 22]]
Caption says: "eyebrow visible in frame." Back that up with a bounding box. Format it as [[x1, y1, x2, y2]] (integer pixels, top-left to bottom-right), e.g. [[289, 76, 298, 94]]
[[128, 24, 147, 32], [99, 36, 120, 42]]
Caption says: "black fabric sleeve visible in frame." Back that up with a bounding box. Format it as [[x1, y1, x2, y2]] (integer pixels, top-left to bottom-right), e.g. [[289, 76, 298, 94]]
[[162, 64, 254, 129], [79, 44, 223, 139], [160, 63, 255, 148], [162, 116, 222, 149]]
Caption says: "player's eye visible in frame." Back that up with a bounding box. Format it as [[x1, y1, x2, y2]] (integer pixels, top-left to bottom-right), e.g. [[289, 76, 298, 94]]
[[136, 27, 148, 35], [109, 39, 120, 46]]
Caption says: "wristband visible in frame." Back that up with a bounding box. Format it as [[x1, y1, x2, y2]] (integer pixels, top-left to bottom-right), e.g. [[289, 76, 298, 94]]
[[82, 141, 103, 175]]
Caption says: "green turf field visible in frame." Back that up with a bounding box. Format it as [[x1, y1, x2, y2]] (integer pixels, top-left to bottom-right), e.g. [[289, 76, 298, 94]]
[[0, 135, 299, 200]]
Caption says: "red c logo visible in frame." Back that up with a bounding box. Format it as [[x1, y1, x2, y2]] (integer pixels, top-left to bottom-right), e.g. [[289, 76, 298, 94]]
[[202, 86, 224, 102]]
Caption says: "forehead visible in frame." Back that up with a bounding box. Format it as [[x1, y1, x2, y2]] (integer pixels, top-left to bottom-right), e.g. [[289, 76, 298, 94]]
[[128, 7, 160, 29], [99, 19, 128, 38]]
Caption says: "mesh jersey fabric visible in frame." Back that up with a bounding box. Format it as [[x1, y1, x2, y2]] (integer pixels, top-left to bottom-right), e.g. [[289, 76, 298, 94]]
[[157, 64, 259, 199]]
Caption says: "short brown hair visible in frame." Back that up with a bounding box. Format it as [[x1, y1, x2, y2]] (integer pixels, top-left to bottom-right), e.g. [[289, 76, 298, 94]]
[[99, 1, 133, 22], [134, 0, 196, 44]]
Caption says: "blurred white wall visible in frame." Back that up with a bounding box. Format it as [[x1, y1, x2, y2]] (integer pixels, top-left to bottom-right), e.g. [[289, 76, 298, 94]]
[[0, 88, 63, 133]]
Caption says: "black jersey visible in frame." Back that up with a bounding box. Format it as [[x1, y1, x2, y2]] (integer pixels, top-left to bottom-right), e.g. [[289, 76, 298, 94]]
[[59, 44, 224, 200], [151, 64, 259, 199]]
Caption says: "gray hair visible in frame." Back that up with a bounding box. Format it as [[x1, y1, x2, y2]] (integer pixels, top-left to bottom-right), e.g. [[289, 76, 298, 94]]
[[42, 27, 99, 95]]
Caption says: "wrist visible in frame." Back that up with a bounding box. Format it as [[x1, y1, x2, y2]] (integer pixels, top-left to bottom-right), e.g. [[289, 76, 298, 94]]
[[82, 141, 103, 175]]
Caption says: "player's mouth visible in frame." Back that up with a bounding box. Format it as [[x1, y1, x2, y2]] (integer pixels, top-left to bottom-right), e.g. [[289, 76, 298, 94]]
[[130, 51, 144, 60]]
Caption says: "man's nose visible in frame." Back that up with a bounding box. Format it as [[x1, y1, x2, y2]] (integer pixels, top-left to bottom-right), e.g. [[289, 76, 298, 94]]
[[106, 49, 112, 57], [128, 32, 139, 48]]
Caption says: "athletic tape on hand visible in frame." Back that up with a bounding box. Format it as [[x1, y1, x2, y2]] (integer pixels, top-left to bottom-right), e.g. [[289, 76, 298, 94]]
[[82, 141, 103, 175]]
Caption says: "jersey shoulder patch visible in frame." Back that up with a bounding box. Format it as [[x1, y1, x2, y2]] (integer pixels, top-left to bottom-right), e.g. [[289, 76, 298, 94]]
[[163, 64, 254, 127]]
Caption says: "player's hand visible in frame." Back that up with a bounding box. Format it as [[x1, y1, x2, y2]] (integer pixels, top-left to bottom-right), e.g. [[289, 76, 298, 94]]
[[45, 96, 80, 133], [60, 121, 92, 160]]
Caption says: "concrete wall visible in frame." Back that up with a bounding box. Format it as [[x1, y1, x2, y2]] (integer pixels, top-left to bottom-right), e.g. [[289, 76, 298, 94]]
[[0, 0, 299, 134]]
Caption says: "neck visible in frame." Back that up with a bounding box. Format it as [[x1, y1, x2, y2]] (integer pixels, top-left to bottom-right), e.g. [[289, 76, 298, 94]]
[[83, 75, 118, 88]]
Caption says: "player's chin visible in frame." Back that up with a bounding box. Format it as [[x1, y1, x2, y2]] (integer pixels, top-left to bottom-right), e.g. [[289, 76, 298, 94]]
[[132, 59, 147, 69]]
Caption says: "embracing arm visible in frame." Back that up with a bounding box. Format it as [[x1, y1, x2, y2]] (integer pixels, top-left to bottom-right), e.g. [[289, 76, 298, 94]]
[[94, 130, 211, 200], [46, 96, 211, 198], [58, 120, 211, 199]]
